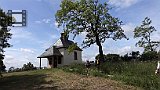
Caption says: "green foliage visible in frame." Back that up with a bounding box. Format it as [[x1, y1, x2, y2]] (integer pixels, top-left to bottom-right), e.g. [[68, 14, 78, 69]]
[[8, 67, 15, 72], [95, 54, 121, 62], [134, 17, 160, 52], [60, 63, 105, 77], [0, 54, 5, 71], [60, 63, 86, 75], [0, 9, 12, 52], [158, 51, 160, 60], [22, 62, 36, 71], [105, 54, 121, 62], [0, 8, 12, 76], [89, 69, 104, 77], [100, 62, 126, 74], [0, 59, 6, 72], [8, 62, 37, 73], [121, 53, 132, 62], [95, 50, 158, 62], [60, 61, 160, 89], [8, 67, 22, 72], [56, 0, 127, 62], [67, 43, 78, 53], [101, 61, 160, 90], [130, 51, 140, 59], [140, 51, 158, 61], [121, 51, 140, 62], [95, 54, 106, 60]]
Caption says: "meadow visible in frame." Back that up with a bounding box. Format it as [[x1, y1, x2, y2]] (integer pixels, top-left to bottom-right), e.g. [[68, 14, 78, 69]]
[[60, 61, 160, 90], [0, 68, 137, 90], [1, 61, 159, 90]]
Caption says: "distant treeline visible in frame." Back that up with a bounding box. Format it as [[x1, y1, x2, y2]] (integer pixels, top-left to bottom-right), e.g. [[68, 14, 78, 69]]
[[95, 51, 160, 62], [7, 62, 47, 73]]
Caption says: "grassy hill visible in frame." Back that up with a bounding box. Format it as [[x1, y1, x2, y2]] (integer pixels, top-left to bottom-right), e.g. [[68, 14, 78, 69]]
[[0, 69, 140, 90], [60, 61, 160, 90]]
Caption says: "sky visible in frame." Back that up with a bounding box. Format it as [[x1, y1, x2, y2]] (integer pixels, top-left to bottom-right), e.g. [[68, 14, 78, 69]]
[[0, 0, 160, 69]]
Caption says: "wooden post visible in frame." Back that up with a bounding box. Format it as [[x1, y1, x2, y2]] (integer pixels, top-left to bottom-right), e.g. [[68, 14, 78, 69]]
[[40, 58, 41, 69]]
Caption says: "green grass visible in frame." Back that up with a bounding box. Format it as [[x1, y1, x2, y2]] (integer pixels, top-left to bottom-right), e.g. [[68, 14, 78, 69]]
[[104, 61, 160, 90], [0, 68, 138, 90], [0, 69, 59, 90], [60, 61, 160, 90], [1, 61, 158, 90]]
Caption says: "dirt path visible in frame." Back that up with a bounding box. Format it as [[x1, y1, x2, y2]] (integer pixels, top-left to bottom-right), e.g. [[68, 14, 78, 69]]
[[41, 70, 141, 90], [1, 69, 141, 90]]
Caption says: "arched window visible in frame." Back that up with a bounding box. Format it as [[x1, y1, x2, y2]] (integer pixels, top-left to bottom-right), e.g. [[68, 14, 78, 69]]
[[74, 51, 77, 60]]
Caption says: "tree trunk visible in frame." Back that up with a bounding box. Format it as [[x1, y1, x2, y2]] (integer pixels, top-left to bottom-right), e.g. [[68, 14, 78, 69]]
[[148, 32, 153, 51], [95, 34, 105, 64], [98, 43, 105, 63]]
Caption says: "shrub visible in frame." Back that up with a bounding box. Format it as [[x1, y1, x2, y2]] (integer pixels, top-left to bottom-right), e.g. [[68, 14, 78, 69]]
[[60, 63, 86, 75], [95, 54, 122, 62], [89, 69, 104, 77], [105, 54, 122, 62], [22, 62, 36, 71], [140, 51, 158, 61]]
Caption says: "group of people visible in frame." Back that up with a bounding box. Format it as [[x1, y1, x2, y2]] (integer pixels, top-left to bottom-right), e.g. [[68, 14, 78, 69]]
[[85, 59, 100, 69]]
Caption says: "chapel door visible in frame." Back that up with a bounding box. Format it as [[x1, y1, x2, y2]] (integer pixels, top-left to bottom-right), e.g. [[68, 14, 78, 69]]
[[53, 56, 57, 68]]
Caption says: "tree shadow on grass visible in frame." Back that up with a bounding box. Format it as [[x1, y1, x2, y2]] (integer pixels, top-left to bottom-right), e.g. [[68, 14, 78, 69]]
[[0, 73, 58, 90]]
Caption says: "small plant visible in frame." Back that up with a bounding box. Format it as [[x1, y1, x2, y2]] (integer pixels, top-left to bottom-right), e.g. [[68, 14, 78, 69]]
[[89, 69, 104, 77], [60, 63, 86, 75]]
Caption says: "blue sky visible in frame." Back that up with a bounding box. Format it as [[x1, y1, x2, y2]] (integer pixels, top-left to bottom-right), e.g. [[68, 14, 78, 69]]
[[0, 0, 160, 69]]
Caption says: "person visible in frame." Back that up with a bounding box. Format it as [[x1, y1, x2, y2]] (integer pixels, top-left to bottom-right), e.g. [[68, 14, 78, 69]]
[[85, 60, 91, 68], [155, 61, 160, 75], [95, 59, 100, 70], [85, 60, 91, 76]]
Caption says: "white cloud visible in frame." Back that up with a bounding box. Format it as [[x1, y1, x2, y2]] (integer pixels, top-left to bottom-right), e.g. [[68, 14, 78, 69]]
[[39, 40, 54, 49], [42, 19, 51, 23], [151, 32, 160, 41], [82, 43, 144, 61], [51, 35, 59, 39], [54, 22, 58, 27], [108, 0, 140, 8], [5, 55, 14, 60], [122, 23, 135, 37], [82, 44, 99, 61], [103, 45, 143, 55], [10, 28, 32, 39], [53, 21, 62, 32], [20, 48, 34, 53], [35, 21, 42, 24], [4, 48, 47, 70], [35, 18, 52, 24]]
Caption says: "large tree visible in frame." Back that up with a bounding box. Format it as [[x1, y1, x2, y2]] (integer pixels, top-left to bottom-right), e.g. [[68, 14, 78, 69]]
[[55, 0, 127, 63], [0, 9, 12, 76], [134, 17, 160, 52]]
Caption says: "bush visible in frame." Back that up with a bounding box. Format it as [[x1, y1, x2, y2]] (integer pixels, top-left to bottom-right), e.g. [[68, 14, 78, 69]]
[[8, 67, 22, 72], [95, 54, 122, 62], [105, 54, 122, 62], [89, 69, 104, 77], [22, 62, 37, 71], [60, 63, 86, 75], [100, 62, 127, 74], [140, 51, 158, 61]]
